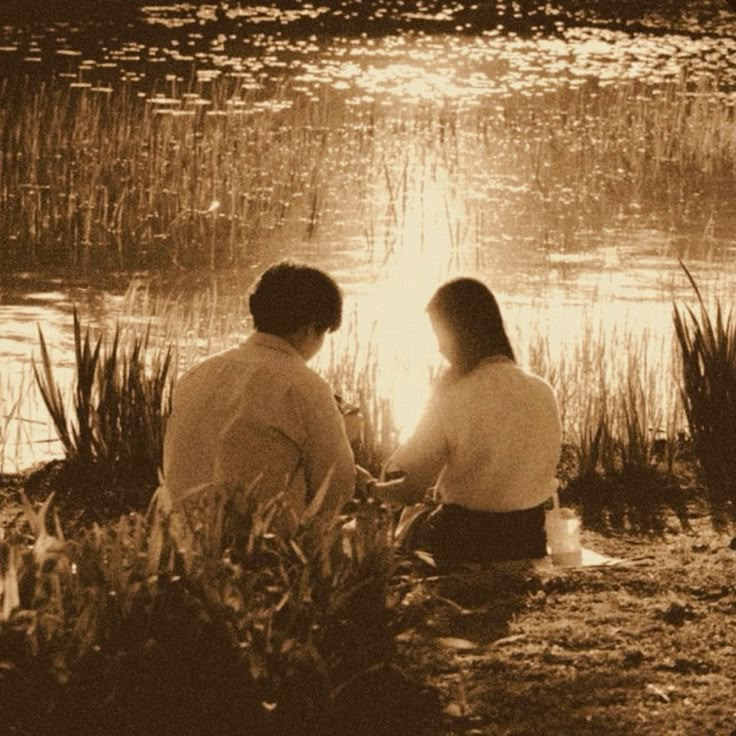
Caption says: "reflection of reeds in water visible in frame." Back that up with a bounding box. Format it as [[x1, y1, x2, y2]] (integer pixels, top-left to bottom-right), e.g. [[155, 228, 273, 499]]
[[2, 75, 736, 272]]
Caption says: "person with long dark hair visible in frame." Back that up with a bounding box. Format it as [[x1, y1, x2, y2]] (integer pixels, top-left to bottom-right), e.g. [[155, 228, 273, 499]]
[[371, 277, 562, 564]]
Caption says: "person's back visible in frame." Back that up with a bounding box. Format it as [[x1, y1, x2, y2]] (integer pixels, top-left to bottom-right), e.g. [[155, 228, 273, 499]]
[[433, 359, 561, 512], [162, 262, 356, 528]]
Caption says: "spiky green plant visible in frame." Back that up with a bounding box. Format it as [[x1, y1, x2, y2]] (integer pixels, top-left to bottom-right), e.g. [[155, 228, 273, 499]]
[[33, 309, 175, 511], [673, 262, 736, 523], [618, 370, 658, 474]]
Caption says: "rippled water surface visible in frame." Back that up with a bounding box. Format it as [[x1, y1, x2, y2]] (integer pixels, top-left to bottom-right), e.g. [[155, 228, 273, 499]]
[[1, 1, 736, 470]]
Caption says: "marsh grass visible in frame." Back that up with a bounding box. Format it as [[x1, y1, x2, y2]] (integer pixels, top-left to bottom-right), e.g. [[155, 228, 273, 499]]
[[521, 319, 689, 531], [33, 308, 174, 513], [2, 74, 736, 273], [0, 77, 374, 272], [0, 371, 35, 474], [674, 262, 736, 525], [7, 291, 696, 529]]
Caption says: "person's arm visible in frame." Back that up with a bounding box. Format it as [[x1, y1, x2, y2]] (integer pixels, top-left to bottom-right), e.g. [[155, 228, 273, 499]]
[[377, 391, 448, 506], [300, 380, 356, 517]]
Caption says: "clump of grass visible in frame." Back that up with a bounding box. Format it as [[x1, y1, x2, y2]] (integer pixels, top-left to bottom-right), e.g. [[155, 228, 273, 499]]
[[560, 353, 687, 533], [0, 371, 32, 474], [674, 261, 736, 526], [32, 309, 174, 515]]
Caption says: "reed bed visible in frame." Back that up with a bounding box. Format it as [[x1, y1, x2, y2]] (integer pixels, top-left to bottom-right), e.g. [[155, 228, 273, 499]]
[[0, 287, 724, 530], [2, 74, 736, 272], [0, 371, 30, 473], [0, 76, 375, 271], [516, 316, 690, 530], [0, 368, 55, 474], [518, 317, 682, 460]]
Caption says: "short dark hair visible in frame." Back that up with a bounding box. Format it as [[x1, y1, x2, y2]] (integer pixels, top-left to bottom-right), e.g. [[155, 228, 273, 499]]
[[427, 277, 515, 373], [249, 261, 343, 336]]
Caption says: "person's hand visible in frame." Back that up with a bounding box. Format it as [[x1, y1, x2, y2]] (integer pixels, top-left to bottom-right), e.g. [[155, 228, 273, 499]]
[[371, 475, 408, 506], [355, 464, 377, 498], [355, 465, 409, 505], [335, 394, 364, 446]]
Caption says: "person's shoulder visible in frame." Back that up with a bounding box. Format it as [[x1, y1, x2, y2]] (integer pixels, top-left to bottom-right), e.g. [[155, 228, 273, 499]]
[[434, 366, 463, 391], [177, 346, 239, 383], [517, 367, 558, 401], [520, 366, 553, 388], [290, 362, 335, 402]]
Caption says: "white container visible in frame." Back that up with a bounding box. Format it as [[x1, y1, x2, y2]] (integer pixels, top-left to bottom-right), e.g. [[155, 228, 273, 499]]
[[545, 492, 582, 567]]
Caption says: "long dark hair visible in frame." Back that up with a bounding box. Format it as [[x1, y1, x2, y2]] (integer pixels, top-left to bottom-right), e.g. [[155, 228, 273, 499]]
[[427, 277, 515, 374]]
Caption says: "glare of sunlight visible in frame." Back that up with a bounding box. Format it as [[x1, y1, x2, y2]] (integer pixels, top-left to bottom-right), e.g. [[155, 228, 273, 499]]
[[364, 268, 442, 439]]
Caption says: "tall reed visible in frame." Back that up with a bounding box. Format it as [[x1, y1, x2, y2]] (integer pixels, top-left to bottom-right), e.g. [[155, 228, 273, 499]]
[[2, 74, 736, 273], [33, 309, 175, 510], [674, 262, 736, 523]]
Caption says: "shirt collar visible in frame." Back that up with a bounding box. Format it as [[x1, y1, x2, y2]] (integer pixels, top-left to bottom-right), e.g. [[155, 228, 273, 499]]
[[244, 331, 304, 360]]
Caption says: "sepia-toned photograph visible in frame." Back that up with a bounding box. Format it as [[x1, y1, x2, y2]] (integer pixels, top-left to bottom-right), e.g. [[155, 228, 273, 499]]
[[1, 1, 735, 734]]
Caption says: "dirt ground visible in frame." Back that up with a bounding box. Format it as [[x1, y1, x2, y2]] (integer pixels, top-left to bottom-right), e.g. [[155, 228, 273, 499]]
[[398, 518, 736, 736], [2, 477, 735, 736]]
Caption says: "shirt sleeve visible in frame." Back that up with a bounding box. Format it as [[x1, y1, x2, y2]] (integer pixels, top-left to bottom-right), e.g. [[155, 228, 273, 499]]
[[384, 387, 448, 494], [297, 377, 356, 517]]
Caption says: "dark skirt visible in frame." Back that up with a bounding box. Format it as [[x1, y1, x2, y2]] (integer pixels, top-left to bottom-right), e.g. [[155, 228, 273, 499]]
[[425, 502, 547, 565]]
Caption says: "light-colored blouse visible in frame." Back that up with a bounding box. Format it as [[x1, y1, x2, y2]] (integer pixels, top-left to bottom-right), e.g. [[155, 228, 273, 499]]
[[386, 358, 561, 512]]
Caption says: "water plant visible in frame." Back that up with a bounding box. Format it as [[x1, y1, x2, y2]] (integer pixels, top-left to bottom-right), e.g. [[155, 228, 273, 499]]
[[557, 338, 688, 533], [2, 72, 736, 274], [32, 309, 175, 514], [673, 262, 736, 525]]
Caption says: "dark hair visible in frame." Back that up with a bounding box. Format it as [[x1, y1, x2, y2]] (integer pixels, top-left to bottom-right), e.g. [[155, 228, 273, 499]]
[[427, 277, 515, 373], [249, 261, 343, 336]]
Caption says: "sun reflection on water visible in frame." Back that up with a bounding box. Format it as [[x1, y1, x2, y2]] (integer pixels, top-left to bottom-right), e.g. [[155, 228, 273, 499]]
[[2, 2, 736, 468]]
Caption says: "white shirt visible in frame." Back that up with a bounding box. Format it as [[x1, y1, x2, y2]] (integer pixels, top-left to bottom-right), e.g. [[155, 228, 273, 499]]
[[387, 358, 561, 512], [163, 332, 355, 523]]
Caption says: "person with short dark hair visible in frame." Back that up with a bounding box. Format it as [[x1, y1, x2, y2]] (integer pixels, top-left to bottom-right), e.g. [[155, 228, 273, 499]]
[[162, 261, 356, 530], [370, 277, 562, 564]]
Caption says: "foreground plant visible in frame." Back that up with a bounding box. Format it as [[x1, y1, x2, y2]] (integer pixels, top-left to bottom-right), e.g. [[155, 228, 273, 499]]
[[0, 482, 441, 736]]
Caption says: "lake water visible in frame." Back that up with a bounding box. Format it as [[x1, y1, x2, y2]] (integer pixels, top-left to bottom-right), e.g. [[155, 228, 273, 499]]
[[1, 1, 736, 471]]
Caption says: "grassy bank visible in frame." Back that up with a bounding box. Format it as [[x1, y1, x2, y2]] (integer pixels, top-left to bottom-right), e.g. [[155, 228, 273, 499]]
[[1, 281, 735, 735], [1, 458, 734, 735]]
